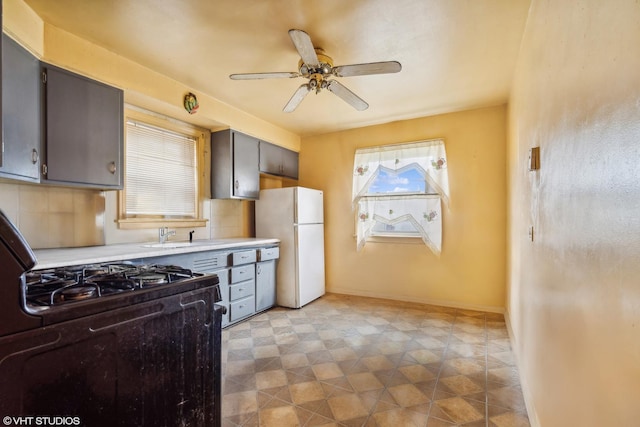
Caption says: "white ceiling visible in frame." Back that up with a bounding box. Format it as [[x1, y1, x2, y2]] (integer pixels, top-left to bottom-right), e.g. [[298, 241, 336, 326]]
[[22, 0, 530, 137]]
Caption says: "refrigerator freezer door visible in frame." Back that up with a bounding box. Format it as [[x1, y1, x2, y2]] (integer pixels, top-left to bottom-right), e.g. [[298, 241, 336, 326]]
[[295, 187, 324, 225], [295, 223, 325, 307]]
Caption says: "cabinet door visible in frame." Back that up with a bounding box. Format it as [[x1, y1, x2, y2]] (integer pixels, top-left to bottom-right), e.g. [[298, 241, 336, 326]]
[[232, 131, 259, 199], [259, 141, 282, 175], [44, 65, 123, 188], [256, 260, 276, 312], [259, 141, 299, 179], [1, 35, 40, 182], [281, 147, 299, 179]]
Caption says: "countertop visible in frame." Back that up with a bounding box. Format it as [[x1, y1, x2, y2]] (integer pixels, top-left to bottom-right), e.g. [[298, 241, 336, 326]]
[[32, 238, 280, 270]]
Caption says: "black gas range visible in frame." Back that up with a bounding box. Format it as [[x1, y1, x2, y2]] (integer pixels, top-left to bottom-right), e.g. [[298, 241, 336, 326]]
[[0, 210, 223, 427]]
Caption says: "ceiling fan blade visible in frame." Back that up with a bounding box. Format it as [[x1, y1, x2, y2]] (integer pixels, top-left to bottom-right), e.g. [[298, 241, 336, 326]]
[[332, 61, 402, 77], [283, 84, 311, 113], [288, 29, 319, 68], [326, 80, 369, 111], [230, 72, 300, 80]]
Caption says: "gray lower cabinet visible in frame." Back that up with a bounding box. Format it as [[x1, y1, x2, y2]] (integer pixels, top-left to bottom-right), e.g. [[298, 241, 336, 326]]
[[211, 129, 259, 200], [229, 249, 257, 323], [256, 246, 279, 312], [1, 34, 41, 182], [259, 141, 299, 180], [42, 64, 123, 189], [256, 260, 276, 312], [192, 252, 231, 327], [142, 245, 278, 327]]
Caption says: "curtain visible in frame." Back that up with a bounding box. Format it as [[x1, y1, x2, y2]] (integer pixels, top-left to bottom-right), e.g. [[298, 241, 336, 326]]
[[352, 139, 449, 254]]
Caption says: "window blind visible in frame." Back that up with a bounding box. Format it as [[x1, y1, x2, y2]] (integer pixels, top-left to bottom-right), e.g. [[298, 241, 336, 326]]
[[125, 121, 197, 217]]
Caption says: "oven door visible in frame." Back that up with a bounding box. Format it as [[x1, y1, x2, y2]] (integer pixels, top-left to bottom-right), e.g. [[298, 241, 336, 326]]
[[0, 285, 223, 427]]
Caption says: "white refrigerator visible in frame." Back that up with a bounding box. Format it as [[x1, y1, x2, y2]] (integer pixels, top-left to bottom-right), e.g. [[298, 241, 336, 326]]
[[255, 187, 325, 308]]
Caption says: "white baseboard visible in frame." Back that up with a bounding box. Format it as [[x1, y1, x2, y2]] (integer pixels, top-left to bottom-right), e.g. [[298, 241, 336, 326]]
[[327, 287, 505, 314], [504, 309, 541, 427]]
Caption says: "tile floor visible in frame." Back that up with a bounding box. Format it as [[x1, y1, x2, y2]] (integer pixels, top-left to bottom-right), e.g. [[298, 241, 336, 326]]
[[221, 293, 530, 427]]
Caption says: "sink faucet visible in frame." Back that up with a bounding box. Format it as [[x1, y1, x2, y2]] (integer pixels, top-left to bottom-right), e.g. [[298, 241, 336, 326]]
[[159, 227, 176, 243]]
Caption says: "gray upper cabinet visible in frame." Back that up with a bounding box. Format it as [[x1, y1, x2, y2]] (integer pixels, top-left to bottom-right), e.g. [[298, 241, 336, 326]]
[[43, 64, 123, 189], [259, 141, 298, 180], [1, 34, 40, 182], [211, 129, 259, 200]]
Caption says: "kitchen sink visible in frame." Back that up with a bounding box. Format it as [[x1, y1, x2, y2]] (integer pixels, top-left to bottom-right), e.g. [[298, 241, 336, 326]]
[[142, 242, 193, 248]]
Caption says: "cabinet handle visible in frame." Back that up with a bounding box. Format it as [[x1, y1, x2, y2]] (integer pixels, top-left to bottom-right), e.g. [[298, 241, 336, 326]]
[[31, 149, 39, 164], [108, 161, 117, 174]]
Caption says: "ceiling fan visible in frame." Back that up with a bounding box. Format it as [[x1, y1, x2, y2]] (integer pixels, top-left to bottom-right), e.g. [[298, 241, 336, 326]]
[[229, 29, 402, 112]]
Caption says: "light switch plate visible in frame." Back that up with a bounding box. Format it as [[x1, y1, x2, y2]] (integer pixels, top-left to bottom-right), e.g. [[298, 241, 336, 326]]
[[528, 147, 540, 171]]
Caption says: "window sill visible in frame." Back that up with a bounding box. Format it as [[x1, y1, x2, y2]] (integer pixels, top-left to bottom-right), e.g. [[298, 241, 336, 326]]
[[116, 218, 208, 230], [357, 234, 424, 245]]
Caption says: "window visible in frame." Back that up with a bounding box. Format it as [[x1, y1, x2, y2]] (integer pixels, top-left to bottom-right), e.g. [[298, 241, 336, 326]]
[[367, 167, 438, 235], [352, 139, 450, 254], [118, 111, 207, 229]]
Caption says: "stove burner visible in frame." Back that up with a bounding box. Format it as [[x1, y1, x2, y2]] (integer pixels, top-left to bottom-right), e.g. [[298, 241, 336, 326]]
[[87, 277, 137, 295], [60, 285, 98, 301], [131, 273, 168, 287], [83, 266, 110, 277]]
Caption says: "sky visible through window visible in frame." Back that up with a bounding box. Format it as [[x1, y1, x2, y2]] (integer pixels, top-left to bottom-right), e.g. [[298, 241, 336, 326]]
[[368, 167, 426, 194]]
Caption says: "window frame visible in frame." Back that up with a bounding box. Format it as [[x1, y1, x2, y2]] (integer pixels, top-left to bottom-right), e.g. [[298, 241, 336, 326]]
[[116, 107, 208, 230]]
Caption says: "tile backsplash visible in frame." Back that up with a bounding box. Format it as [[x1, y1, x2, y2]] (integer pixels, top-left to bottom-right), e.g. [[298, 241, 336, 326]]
[[0, 182, 254, 249], [0, 182, 105, 249]]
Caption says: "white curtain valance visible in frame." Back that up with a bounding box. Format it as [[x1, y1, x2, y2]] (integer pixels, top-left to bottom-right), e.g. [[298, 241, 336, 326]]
[[352, 139, 450, 208]]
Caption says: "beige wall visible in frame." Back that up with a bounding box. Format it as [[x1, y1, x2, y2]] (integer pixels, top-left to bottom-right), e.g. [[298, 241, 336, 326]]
[[507, 1, 640, 425], [300, 105, 507, 311]]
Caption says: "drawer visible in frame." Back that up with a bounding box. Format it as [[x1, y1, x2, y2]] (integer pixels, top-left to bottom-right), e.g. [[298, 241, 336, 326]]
[[229, 296, 255, 321], [232, 249, 256, 265], [259, 247, 279, 261], [229, 279, 255, 301], [230, 264, 255, 283]]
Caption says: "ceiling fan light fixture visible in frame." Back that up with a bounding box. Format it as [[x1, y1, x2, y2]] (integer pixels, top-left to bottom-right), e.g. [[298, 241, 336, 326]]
[[230, 29, 401, 112]]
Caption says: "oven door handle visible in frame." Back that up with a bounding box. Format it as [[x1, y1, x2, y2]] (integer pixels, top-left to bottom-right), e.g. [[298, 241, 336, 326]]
[[89, 304, 164, 332]]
